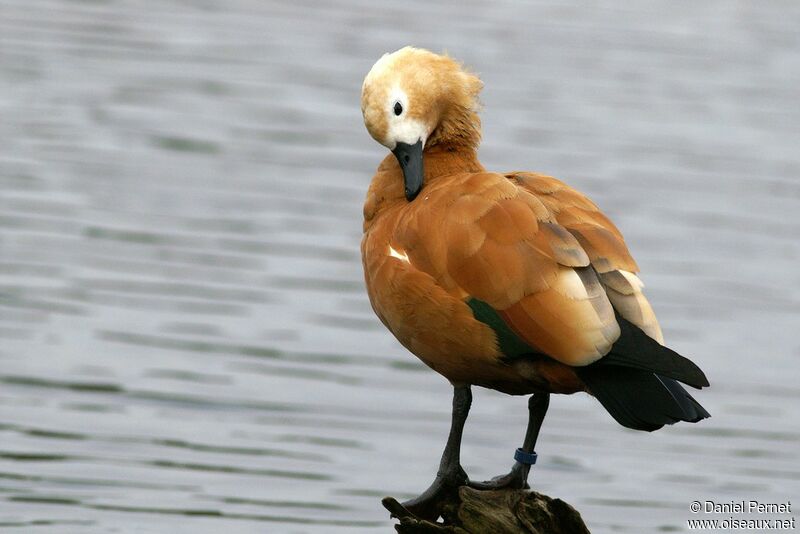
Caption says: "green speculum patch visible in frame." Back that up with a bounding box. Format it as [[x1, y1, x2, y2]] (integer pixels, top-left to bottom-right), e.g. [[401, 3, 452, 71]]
[[466, 298, 537, 359]]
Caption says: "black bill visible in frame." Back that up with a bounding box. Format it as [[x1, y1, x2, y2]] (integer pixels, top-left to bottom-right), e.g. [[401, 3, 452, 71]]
[[392, 140, 424, 201]]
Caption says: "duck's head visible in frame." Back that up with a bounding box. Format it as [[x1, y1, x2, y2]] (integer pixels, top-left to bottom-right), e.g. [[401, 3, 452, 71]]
[[361, 47, 483, 201]]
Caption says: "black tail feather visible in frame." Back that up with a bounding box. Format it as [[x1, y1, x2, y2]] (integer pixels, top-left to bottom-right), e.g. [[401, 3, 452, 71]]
[[575, 365, 710, 431], [658, 375, 711, 422], [597, 316, 709, 389], [574, 317, 711, 431]]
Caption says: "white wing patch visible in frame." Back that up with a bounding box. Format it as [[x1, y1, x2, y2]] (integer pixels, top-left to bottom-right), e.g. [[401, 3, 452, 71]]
[[388, 245, 411, 264]]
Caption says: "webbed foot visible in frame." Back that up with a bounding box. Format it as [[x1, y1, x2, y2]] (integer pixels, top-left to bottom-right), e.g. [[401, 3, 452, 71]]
[[468, 461, 530, 490], [384, 465, 468, 521]]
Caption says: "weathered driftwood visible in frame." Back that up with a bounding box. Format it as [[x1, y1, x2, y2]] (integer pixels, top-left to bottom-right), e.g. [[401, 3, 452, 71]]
[[383, 487, 590, 534]]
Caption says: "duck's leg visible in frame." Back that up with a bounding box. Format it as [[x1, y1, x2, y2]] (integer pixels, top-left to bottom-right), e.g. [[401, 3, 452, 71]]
[[469, 392, 550, 490], [391, 384, 472, 520]]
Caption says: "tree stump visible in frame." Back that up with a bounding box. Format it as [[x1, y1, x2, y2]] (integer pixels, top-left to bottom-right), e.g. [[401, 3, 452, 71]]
[[382, 487, 590, 534]]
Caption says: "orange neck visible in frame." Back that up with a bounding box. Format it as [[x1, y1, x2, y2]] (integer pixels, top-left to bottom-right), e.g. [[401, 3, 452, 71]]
[[365, 145, 486, 227], [422, 144, 485, 182]]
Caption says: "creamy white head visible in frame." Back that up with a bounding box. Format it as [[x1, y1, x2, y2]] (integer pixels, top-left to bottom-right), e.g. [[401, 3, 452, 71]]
[[361, 47, 484, 200]]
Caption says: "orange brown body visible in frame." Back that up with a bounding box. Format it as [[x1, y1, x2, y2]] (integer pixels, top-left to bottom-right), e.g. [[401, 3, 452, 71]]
[[363, 145, 657, 395]]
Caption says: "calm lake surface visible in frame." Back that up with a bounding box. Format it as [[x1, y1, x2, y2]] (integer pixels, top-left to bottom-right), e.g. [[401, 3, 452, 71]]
[[1, 1, 799, 532]]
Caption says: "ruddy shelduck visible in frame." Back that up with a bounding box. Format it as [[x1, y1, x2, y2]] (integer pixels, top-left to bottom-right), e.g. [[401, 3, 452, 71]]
[[360, 46, 709, 520]]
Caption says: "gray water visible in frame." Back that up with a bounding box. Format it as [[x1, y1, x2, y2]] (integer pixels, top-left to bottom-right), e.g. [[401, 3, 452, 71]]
[[1, 1, 799, 532]]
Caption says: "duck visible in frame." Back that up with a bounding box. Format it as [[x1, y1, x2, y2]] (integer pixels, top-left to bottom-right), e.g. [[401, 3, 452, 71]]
[[360, 46, 709, 521]]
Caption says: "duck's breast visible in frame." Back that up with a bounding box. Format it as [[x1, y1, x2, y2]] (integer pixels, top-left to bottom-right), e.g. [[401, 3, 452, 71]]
[[361, 179, 521, 384]]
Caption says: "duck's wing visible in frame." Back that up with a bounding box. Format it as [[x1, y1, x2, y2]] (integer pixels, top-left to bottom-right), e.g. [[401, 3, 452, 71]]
[[400, 171, 616, 367], [509, 172, 664, 344], [404, 171, 664, 368]]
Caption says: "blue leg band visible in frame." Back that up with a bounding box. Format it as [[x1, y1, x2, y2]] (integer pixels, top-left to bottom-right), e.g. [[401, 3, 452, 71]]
[[514, 447, 538, 465]]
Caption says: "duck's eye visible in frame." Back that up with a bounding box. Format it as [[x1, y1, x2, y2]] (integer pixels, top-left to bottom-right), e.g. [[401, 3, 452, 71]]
[[393, 101, 403, 116]]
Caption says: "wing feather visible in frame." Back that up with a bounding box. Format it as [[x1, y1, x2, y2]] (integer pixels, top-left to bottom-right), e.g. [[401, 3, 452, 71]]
[[395, 171, 662, 366], [600, 270, 664, 343], [432, 173, 620, 365], [510, 172, 663, 343], [510, 172, 639, 273], [500, 266, 620, 365]]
